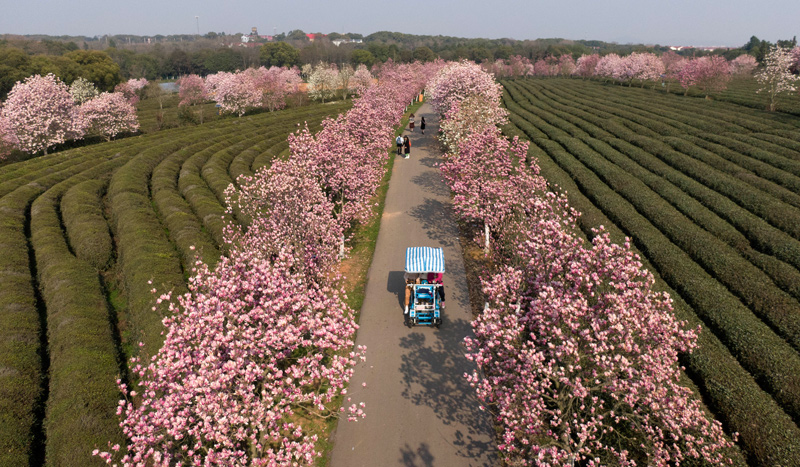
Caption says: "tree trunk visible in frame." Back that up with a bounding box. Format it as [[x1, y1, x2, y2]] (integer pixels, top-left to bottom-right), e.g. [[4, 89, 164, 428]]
[[484, 222, 490, 256]]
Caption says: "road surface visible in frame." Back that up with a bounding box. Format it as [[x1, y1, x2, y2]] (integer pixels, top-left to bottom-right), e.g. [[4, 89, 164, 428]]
[[329, 103, 497, 467]]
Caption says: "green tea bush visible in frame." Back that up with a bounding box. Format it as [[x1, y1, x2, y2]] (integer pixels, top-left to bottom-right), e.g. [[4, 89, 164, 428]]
[[61, 179, 114, 270]]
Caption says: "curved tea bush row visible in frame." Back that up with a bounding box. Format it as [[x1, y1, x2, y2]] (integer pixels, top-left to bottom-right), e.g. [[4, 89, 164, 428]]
[[540, 78, 800, 134], [511, 80, 800, 303], [0, 184, 47, 467], [536, 136, 800, 464], [0, 100, 356, 463], [503, 121, 791, 467], [665, 136, 800, 210], [509, 91, 800, 339], [502, 79, 800, 465], [508, 79, 800, 269], [151, 141, 226, 270], [62, 179, 114, 270], [30, 160, 131, 466], [108, 138, 206, 354], [580, 137, 800, 303]]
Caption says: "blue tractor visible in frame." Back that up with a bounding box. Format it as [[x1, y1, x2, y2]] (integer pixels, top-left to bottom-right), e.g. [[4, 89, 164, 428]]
[[403, 247, 445, 328]]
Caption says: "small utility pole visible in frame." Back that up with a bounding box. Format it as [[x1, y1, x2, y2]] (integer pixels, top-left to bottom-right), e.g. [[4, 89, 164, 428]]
[[195, 16, 200, 36]]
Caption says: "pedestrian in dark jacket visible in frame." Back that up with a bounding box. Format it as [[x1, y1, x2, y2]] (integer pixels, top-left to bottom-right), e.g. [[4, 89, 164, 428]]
[[420, 116, 426, 135], [403, 136, 411, 159]]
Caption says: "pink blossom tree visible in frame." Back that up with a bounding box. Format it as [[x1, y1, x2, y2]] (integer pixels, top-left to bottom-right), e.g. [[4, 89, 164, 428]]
[[350, 64, 374, 96], [660, 51, 685, 93], [440, 127, 546, 254], [114, 78, 148, 105], [730, 54, 758, 76], [227, 156, 344, 283], [509, 55, 532, 78], [0, 73, 84, 155], [466, 220, 735, 466], [593, 53, 623, 83], [676, 58, 701, 95], [756, 45, 798, 111], [177, 74, 207, 123], [573, 54, 600, 79], [79, 92, 139, 141], [557, 54, 576, 76], [0, 113, 18, 159], [426, 60, 503, 116], [95, 247, 365, 466], [790, 46, 800, 74], [439, 94, 508, 154], [694, 56, 730, 97], [205, 71, 262, 117]]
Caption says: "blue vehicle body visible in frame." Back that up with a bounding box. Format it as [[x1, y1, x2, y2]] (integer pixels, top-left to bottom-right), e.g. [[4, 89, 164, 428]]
[[404, 247, 445, 328]]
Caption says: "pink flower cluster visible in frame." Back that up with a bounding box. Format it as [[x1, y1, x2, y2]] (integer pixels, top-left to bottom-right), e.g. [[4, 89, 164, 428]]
[[115, 78, 149, 105], [432, 62, 736, 466], [483, 52, 753, 96], [96, 61, 440, 466], [80, 92, 140, 141], [202, 67, 303, 116], [0, 74, 140, 155], [426, 60, 503, 116]]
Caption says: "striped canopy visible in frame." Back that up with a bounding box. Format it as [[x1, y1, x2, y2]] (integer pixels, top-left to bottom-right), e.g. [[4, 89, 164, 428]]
[[405, 247, 445, 273]]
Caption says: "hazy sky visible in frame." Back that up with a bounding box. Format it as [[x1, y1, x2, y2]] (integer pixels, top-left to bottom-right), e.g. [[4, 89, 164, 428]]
[[1, 0, 798, 47]]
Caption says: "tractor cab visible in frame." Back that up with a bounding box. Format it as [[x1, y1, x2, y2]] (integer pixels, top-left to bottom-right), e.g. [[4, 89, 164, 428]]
[[404, 247, 445, 328]]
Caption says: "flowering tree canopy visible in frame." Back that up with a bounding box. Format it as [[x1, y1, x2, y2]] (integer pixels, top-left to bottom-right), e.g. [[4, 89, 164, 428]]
[[574, 54, 600, 78], [431, 60, 737, 466], [438, 94, 508, 154], [205, 71, 262, 117], [730, 54, 758, 76], [307, 64, 339, 103], [466, 220, 734, 466], [426, 60, 503, 116], [69, 77, 99, 104], [114, 78, 148, 105], [756, 46, 798, 111], [79, 91, 140, 141], [98, 248, 365, 466], [0, 73, 84, 154], [177, 74, 207, 107]]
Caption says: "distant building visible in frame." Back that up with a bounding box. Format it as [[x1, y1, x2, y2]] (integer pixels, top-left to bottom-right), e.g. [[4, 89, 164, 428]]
[[332, 37, 363, 47], [306, 33, 327, 42]]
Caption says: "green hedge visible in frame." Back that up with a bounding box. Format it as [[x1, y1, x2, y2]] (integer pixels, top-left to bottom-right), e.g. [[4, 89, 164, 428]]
[[31, 173, 125, 466], [151, 139, 227, 270], [108, 139, 191, 356], [533, 137, 800, 465], [0, 185, 46, 466], [61, 179, 114, 270]]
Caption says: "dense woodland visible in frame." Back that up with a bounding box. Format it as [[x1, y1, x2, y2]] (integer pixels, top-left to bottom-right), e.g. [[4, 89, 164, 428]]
[[1, 31, 796, 99]]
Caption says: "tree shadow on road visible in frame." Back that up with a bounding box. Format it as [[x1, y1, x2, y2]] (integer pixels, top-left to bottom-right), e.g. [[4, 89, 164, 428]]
[[409, 198, 458, 248], [411, 170, 451, 198], [398, 319, 497, 466], [399, 442, 435, 467]]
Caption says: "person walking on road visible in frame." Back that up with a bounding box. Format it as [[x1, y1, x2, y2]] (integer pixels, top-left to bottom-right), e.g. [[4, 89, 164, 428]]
[[420, 116, 426, 135], [396, 134, 404, 156], [409, 113, 415, 132], [403, 135, 411, 159]]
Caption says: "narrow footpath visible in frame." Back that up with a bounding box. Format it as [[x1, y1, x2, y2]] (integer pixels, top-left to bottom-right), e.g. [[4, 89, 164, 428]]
[[329, 103, 497, 467]]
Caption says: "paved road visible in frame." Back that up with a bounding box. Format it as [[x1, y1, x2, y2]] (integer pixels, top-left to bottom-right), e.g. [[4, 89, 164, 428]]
[[329, 103, 497, 467]]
